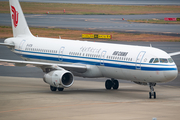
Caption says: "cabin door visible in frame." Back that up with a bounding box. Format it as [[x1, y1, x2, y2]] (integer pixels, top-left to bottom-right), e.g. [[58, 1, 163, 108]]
[[136, 51, 146, 70], [58, 47, 65, 62], [100, 51, 106, 66]]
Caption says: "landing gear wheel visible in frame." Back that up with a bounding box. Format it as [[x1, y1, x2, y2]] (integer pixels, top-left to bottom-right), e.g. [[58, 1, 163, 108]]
[[105, 80, 113, 90], [50, 86, 57, 91], [113, 80, 119, 90], [149, 92, 152, 99], [154, 92, 156, 99], [148, 83, 156, 99], [58, 88, 64, 91]]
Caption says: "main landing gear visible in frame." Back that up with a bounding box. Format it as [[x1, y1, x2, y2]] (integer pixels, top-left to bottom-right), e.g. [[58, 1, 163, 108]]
[[149, 83, 156, 99], [105, 78, 119, 90], [50, 85, 64, 92]]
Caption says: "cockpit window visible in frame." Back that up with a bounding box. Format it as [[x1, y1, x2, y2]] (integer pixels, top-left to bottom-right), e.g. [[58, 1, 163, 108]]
[[168, 58, 174, 63], [160, 58, 168, 63], [149, 58, 174, 64], [149, 58, 154, 63], [153, 58, 159, 63]]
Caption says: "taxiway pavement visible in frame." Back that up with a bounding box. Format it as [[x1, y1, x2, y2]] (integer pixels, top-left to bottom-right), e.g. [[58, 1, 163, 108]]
[[0, 76, 180, 120], [1, 14, 180, 36]]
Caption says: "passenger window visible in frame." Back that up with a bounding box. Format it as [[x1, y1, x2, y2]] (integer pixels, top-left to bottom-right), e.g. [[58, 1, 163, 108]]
[[160, 58, 168, 63], [168, 58, 174, 63], [149, 58, 154, 63], [153, 58, 159, 63]]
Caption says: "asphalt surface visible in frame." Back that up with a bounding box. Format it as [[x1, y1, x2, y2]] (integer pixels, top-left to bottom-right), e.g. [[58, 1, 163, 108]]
[[1, 76, 180, 120], [0, 38, 180, 86], [1, 13, 180, 36], [1, 0, 180, 5]]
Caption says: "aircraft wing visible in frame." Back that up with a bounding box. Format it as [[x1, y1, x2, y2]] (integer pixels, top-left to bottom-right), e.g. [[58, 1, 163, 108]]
[[169, 51, 180, 56], [0, 59, 87, 73], [0, 43, 15, 47]]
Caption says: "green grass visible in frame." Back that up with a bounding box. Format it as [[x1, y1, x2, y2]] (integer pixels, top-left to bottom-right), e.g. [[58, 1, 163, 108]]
[[0, 1, 180, 15]]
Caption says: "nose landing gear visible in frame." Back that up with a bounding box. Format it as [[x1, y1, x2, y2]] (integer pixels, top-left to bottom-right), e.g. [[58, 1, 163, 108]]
[[149, 83, 156, 99], [105, 78, 119, 90]]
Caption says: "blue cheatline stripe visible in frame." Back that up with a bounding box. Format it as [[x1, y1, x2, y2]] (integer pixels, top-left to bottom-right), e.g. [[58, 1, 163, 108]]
[[18, 52, 177, 71], [15, 49, 176, 67]]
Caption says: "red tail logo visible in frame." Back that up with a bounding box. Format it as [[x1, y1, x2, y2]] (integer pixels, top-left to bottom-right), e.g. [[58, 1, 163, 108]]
[[11, 5, 19, 28]]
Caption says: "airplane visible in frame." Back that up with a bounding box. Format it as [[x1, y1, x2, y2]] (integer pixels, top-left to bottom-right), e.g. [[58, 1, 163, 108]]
[[0, 0, 180, 99]]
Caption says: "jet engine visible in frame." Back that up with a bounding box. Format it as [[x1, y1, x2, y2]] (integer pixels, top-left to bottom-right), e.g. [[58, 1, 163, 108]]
[[43, 70, 74, 88]]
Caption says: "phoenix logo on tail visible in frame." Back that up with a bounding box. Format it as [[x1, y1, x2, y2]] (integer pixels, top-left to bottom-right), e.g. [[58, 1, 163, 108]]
[[11, 5, 19, 28]]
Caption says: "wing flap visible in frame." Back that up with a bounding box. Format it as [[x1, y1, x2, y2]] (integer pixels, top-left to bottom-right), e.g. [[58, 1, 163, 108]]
[[0, 59, 87, 73]]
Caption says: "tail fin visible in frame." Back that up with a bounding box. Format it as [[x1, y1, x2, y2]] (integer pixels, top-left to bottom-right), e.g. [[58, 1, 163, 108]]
[[9, 0, 33, 37]]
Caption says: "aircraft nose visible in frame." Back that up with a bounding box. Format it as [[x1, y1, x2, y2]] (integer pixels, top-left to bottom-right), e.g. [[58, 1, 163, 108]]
[[164, 70, 178, 82]]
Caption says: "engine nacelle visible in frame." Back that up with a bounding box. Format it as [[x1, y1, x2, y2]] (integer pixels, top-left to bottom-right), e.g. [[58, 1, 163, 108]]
[[43, 70, 74, 88]]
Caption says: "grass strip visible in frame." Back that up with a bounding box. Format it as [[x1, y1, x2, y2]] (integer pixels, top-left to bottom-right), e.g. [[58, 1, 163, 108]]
[[0, 1, 180, 15], [0, 26, 180, 42]]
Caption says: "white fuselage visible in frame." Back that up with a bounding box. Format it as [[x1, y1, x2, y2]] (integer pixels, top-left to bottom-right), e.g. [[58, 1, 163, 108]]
[[5, 36, 178, 83]]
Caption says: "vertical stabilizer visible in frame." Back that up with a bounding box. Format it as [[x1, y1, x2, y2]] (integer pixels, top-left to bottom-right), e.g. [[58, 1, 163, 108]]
[[9, 0, 33, 37]]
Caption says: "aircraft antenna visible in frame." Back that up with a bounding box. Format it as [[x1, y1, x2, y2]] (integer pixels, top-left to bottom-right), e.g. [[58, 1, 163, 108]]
[[150, 44, 152, 47]]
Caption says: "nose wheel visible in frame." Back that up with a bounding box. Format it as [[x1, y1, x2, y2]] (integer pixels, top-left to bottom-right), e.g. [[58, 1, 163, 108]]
[[105, 78, 119, 90], [149, 83, 156, 99]]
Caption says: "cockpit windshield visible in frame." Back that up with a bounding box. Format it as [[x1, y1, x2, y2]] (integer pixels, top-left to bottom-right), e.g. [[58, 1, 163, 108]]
[[153, 58, 159, 63], [149, 58, 154, 63], [149, 58, 174, 63], [160, 58, 168, 63], [168, 58, 174, 63]]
